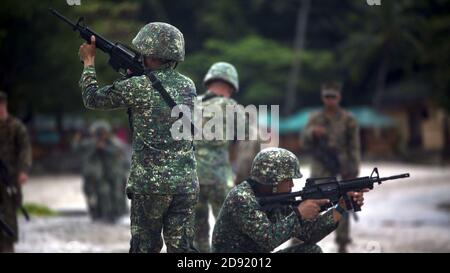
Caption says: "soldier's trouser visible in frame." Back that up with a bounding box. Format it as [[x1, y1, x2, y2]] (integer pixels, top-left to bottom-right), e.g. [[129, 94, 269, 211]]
[[277, 243, 322, 253], [1, 187, 18, 253], [194, 183, 227, 253], [129, 192, 198, 253], [335, 214, 350, 246], [83, 177, 99, 220]]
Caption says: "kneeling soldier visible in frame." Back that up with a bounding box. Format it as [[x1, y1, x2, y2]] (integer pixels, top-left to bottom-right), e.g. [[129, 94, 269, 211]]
[[212, 147, 366, 253]]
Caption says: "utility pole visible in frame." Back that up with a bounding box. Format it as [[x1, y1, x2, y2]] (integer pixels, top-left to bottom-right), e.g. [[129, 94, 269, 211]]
[[284, 0, 311, 116]]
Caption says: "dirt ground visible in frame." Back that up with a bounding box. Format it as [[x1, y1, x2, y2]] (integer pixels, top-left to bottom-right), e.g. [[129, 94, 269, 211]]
[[15, 162, 450, 253]]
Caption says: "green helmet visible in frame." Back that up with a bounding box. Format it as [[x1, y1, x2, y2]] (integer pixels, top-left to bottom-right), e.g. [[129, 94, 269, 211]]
[[203, 62, 239, 92], [250, 147, 303, 186], [132, 22, 185, 62]]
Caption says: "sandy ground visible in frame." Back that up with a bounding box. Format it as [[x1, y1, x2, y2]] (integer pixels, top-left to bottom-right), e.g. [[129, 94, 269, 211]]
[[15, 162, 450, 253]]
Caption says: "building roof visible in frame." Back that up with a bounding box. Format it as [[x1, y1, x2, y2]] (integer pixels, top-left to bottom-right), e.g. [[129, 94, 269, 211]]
[[259, 106, 395, 133]]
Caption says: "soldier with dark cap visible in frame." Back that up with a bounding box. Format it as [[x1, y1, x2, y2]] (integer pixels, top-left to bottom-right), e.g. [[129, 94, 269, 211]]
[[302, 81, 361, 253], [78, 22, 199, 252], [0, 91, 32, 252], [212, 147, 367, 253]]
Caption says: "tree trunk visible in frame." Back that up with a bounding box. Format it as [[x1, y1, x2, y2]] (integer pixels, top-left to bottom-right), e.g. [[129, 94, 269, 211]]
[[373, 45, 390, 108], [283, 0, 311, 116]]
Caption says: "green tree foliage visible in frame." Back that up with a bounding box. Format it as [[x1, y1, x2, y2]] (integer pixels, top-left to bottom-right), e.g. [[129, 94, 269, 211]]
[[0, 0, 448, 124]]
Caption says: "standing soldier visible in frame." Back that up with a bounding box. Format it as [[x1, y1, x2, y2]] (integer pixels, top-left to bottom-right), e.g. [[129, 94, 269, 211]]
[[72, 121, 127, 223], [194, 62, 239, 252], [78, 23, 199, 252], [302, 81, 361, 253], [212, 148, 367, 253], [0, 91, 32, 253]]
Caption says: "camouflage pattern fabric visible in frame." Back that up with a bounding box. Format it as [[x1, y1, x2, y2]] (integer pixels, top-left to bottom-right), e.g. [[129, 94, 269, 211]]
[[132, 22, 185, 62], [79, 65, 198, 195], [212, 181, 337, 253], [250, 147, 302, 186], [194, 93, 236, 186], [0, 116, 32, 252], [302, 108, 360, 178], [193, 92, 236, 252], [79, 60, 199, 252], [302, 107, 360, 248], [129, 193, 198, 253]]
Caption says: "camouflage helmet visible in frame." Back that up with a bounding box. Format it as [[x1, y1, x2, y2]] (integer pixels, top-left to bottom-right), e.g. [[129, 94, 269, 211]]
[[132, 22, 185, 62], [90, 120, 111, 135], [250, 147, 302, 186], [203, 62, 239, 92]]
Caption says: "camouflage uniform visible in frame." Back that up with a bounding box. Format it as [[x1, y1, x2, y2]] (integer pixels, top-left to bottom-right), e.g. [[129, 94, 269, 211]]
[[194, 62, 238, 252], [79, 23, 199, 253], [212, 148, 338, 253], [72, 121, 128, 222], [234, 120, 262, 184], [0, 101, 32, 252], [302, 100, 360, 251]]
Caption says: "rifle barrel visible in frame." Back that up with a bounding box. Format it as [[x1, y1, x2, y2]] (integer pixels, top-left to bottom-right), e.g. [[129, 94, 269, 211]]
[[379, 173, 410, 182], [49, 8, 76, 28]]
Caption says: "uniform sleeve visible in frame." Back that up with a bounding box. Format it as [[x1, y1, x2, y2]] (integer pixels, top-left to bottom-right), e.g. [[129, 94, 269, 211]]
[[231, 193, 302, 252], [345, 115, 361, 177], [79, 65, 144, 110], [15, 122, 32, 173], [295, 209, 338, 244]]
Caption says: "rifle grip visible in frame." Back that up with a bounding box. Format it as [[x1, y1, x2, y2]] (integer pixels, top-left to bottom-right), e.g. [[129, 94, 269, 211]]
[[343, 195, 353, 211], [344, 194, 362, 212], [352, 199, 361, 212]]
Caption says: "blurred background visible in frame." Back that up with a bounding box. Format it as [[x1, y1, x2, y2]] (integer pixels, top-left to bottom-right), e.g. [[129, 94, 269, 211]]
[[0, 0, 449, 252]]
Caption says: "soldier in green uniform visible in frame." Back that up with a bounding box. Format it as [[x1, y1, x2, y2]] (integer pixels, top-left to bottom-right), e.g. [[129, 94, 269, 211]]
[[194, 62, 239, 252], [0, 91, 32, 253], [212, 148, 366, 253], [72, 121, 128, 223], [78, 23, 199, 252], [302, 81, 361, 253]]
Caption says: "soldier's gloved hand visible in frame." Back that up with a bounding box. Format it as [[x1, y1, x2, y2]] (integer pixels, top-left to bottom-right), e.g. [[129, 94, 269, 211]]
[[339, 189, 369, 210], [297, 199, 330, 220], [79, 35, 96, 67]]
